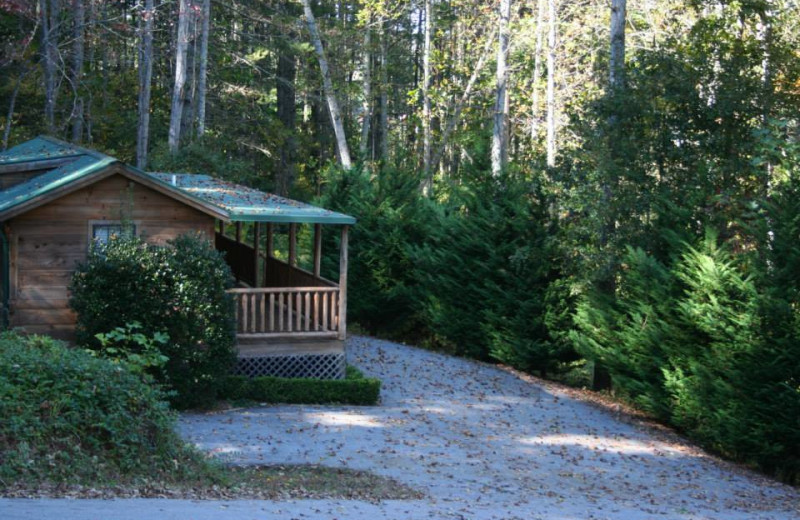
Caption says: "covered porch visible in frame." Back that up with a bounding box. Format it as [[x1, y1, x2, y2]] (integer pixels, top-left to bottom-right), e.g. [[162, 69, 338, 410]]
[[149, 174, 355, 379]]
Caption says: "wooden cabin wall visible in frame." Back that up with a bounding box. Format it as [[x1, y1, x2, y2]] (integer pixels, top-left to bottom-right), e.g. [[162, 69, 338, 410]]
[[7, 173, 215, 340]]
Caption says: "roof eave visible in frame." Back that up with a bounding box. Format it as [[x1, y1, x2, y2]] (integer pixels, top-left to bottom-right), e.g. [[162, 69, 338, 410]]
[[228, 213, 356, 225]]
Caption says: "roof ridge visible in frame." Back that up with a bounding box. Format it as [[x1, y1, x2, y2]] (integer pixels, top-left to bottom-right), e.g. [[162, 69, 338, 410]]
[[36, 135, 114, 161]]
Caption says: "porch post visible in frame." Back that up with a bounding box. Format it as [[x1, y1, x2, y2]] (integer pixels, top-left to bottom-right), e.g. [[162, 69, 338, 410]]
[[266, 223, 273, 257], [313, 223, 322, 278], [338, 225, 349, 340], [253, 222, 261, 287], [217, 220, 224, 235], [235, 222, 242, 243], [264, 222, 273, 286], [289, 223, 297, 267]]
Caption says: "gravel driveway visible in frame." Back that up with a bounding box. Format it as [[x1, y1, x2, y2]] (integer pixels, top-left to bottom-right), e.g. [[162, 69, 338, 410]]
[[3, 336, 798, 519]]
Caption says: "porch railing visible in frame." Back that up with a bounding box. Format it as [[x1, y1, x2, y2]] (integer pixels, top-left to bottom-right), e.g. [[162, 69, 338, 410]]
[[229, 286, 340, 339]]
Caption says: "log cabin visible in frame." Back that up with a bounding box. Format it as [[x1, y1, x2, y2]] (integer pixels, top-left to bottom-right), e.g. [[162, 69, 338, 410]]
[[0, 136, 355, 379]]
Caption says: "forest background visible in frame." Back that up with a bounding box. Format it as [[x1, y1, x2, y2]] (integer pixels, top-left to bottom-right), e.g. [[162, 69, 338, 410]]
[[1, 0, 799, 485]]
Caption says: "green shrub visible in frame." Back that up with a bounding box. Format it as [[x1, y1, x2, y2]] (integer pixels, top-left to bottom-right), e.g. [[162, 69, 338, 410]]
[[220, 366, 381, 405], [0, 332, 203, 483], [69, 233, 236, 409], [413, 175, 574, 375], [93, 321, 170, 376], [573, 228, 800, 484]]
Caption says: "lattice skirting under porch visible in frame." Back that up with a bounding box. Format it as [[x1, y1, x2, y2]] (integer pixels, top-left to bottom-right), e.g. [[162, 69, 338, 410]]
[[235, 353, 346, 380]]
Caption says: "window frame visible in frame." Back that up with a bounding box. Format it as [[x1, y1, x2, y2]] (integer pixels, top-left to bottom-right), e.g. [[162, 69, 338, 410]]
[[88, 220, 140, 246]]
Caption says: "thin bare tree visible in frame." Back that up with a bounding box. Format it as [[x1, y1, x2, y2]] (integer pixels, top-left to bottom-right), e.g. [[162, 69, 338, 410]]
[[546, 0, 557, 167], [491, 0, 511, 177], [168, 0, 191, 153], [301, 0, 352, 169], [136, 0, 155, 168], [420, 0, 433, 194]]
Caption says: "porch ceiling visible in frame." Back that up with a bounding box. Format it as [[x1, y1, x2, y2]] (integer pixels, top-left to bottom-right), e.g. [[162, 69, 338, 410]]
[[148, 173, 356, 225]]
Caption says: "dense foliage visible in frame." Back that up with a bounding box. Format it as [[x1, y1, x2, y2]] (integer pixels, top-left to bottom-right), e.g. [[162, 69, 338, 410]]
[[0, 332, 207, 483], [70, 234, 236, 409]]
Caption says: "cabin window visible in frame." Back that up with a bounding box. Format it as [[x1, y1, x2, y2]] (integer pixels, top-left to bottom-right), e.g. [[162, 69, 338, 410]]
[[91, 222, 137, 245]]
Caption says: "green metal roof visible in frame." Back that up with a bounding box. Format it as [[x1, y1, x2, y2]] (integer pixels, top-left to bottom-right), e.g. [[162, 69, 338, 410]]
[[0, 136, 89, 165], [0, 137, 355, 225], [149, 173, 356, 224], [0, 136, 116, 215]]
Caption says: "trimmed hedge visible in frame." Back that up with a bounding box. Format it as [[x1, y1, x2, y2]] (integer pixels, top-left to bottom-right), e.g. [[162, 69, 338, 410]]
[[220, 366, 381, 405]]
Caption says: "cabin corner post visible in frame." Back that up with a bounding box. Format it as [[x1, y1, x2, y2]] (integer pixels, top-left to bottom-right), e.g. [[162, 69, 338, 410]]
[[288, 223, 298, 267], [313, 223, 322, 278], [253, 222, 261, 287], [338, 225, 349, 340], [264, 222, 274, 284]]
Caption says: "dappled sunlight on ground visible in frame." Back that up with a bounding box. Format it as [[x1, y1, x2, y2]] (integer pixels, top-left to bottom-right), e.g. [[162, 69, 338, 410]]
[[519, 433, 686, 457], [303, 411, 386, 428]]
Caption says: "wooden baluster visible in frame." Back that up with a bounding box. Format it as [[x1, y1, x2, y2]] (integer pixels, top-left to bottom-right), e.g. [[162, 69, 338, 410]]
[[260, 292, 266, 333], [287, 291, 293, 332], [250, 293, 256, 333], [278, 292, 284, 331], [241, 293, 249, 333], [304, 291, 311, 331], [295, 291, 302, 331], [313, 291, 320, 331], [322, 292, 329, 331], [269, 293, 275, 331]]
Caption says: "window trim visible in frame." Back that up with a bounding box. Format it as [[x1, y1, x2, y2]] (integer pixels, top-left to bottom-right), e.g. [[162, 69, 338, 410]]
[[88, 220, 140, 246]]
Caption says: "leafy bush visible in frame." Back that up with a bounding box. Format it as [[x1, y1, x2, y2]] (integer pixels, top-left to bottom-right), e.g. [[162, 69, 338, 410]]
[[0, 332, 203, 483], [70, 233, 236, 409], [220, 366, 381, 405], [93, 321, 170, 376]]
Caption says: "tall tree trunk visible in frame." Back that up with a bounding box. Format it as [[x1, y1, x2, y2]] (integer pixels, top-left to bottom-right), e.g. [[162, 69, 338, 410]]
[[545, 0, 557, 167], [302, 0, 352, 169], [491, 0, 511, 177], [276, 49, 297, 196], [180, 2, 198, 143], [41, 0, 58, 133], [379, 15, 389, 162], [168, 0, 191, 153], [3, 70, 27, 151], [531, 0, 544, 139], [420, 0, 433, 195], [609, 0, 626, 89], [137, 0, 155, 169], [85, 0, 96, 141], [71, 0, 85, 142], [359, 14, 372, 159], [196, 0, 211, 137]]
